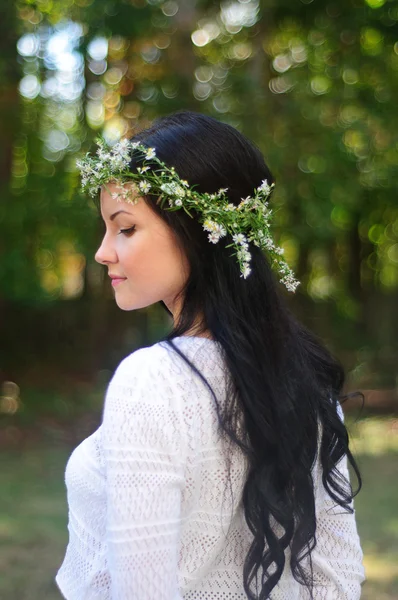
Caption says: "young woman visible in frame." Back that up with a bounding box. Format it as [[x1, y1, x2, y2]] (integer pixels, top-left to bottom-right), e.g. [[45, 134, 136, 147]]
[[56, 110, 365, 599]]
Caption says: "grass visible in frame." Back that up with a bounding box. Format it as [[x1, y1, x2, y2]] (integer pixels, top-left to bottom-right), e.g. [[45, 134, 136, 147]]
[[0, 415, 397, 599], [347, 415, 398, 600], [0, 443, 70, 599]]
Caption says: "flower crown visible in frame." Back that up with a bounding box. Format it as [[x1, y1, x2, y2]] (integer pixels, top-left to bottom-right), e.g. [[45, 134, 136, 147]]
[[76, 137, 300, 292]]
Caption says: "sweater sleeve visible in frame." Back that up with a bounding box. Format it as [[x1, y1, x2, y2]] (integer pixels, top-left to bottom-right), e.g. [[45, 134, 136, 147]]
[[306, 405, 365, 599], [101, 348, 187, 600]]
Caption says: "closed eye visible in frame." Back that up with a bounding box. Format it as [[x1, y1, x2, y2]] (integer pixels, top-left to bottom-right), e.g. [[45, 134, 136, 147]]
[[118, 226, 136, 236]]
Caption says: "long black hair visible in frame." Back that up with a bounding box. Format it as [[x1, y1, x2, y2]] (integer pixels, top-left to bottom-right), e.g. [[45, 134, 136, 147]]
[[123, 110, 361, 599]]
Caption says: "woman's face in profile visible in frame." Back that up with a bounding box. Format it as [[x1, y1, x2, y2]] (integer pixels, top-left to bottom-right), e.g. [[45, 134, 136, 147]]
[[95, 182, 189, 315]]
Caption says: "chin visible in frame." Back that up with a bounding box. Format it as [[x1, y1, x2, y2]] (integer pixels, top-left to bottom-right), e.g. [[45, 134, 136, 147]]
[[115, 297, 138, 311], [115, 302, 134, 311], [114, 295, 157, 312]]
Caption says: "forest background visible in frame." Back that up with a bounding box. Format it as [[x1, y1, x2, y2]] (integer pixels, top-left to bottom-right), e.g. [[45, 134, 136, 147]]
[[0, 0, 397, 599]]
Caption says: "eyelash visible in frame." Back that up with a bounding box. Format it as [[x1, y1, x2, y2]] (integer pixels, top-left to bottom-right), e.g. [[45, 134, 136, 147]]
[[118, 226, 136, 236]]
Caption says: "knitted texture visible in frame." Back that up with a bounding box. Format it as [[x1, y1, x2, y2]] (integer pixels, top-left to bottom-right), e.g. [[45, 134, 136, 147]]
[[56, 336, 365, 599]]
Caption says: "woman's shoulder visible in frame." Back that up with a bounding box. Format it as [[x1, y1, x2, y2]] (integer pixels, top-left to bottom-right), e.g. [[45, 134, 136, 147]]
[[111, 335, 223, 386], [118, 336, 221, 373]]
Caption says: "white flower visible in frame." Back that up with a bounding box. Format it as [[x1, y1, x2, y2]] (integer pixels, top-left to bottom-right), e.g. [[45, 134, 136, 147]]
[[175, 198, 183, 206], [262, 237, 275, 250], [97, 149, 111, 162], [160, 182, 185, 197], [137, 166, 150, 173], [285, 279, 300, 292], [203, 219, 218, 233], [208, 232, 221, 243], [111, 140, 131, 166], [139, 180, 151, 193], [237, 196, 252, 210], [174, 186, 185, 198], [109, 154, 128, 170], [241, 264, 252, 278], [232, 233, 247, 245], [237, 247, 251, 262], [219, 224, 227, 237], [258, 179, 272, 195], [145, 147, 156, 159], [203, 220, 227, 237], [118, 139, 130, 150], [114, 139, 130, 155], [181, 179, 189, 187], [160, 183, 174, 195]]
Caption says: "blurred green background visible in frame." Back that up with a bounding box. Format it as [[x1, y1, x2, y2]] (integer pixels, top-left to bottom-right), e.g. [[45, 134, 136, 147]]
[[0, 0, 397, 598]]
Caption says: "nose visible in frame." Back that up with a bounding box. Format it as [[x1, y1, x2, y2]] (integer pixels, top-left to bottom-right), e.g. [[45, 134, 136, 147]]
[[94, 233, 118, 265]]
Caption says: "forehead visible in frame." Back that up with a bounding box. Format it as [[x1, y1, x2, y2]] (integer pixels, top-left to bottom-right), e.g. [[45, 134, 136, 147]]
[[100, 182, 145, 216]]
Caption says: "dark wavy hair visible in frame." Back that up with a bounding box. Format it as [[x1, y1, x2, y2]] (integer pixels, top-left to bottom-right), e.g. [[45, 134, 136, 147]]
[[121, 110, 361, 599]]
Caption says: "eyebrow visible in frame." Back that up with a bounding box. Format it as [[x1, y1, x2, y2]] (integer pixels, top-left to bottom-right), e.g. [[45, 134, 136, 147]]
[[109, 210, 134, 221]]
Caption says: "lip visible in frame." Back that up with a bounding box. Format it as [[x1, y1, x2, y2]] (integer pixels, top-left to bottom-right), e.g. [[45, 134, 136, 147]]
[[109, 275, 127, 287]]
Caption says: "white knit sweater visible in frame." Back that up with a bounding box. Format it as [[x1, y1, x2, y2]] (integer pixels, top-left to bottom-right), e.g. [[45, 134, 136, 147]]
[[56, 336, 365, 599]]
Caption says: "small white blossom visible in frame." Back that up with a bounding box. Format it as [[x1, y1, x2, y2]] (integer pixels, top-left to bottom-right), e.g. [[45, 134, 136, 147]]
[[252, 199, 262, 210], [232, 233, 247, 245], [285, 278, 300, 292], [97, 149, 111, 162], [262, 237, 275, 251], [114, 138, 130, 155], [111, 140, 131, 165], [145, 147, 156, 159], [160, 182, 185, 197], [203, 219, 218, 233], [161, 183, 174, 195], [258, 179, 273, 195], [175, 198, 183, 206], [109, 155, 127, 170], [208, 232, 221, 243], [139, 180, 151, 193], [241, 264, 252, 279], [237, 196, 252, 210], [175, 186, 185, 198], [203, 220, 227, 237], [237, 247, 251, 262]]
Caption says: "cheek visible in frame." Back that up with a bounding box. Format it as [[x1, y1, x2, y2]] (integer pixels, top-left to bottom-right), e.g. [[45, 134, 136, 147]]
[[119, 229, 187, 286], [117, 236, 164, 278]]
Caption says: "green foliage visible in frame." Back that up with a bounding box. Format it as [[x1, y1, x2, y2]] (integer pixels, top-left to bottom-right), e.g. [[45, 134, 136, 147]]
[[1, 0, 398, 384]]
